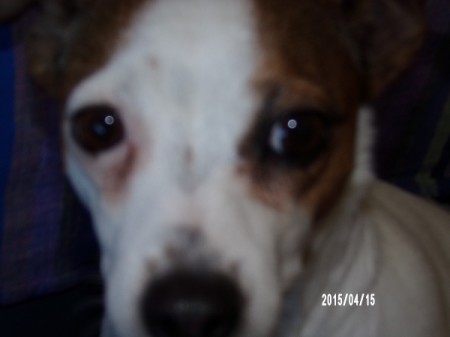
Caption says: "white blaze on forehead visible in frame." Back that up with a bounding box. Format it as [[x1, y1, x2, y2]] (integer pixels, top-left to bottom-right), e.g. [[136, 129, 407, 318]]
[[66, 0, 261, 191]]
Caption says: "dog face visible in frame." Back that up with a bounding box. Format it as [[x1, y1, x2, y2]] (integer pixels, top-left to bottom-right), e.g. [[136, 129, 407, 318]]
[[27, 0, 424, 336]]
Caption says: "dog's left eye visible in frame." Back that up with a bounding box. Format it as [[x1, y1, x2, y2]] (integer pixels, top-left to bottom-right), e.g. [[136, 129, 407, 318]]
[[267, 109, 334, 166], [70, 105, 125, 155]]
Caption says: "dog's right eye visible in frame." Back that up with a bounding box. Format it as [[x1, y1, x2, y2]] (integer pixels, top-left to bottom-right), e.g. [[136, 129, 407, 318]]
[[70, 105, 125, 155]]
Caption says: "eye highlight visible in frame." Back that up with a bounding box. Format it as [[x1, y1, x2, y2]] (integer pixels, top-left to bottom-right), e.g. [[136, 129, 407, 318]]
[[70, 104, 125, 155]]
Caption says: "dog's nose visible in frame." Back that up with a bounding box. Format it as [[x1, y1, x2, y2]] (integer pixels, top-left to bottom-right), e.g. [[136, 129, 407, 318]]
[[141, 271, 243, 337]]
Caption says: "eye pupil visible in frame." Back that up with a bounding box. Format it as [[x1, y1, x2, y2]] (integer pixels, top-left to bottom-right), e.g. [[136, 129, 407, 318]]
[[91, 115, 116, 137], [70, 105, 125, 154]]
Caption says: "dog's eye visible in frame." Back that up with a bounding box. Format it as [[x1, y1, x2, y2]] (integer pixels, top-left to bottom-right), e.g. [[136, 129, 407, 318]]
[[70, 105, 125, 154], [267, 109, 333, 166]]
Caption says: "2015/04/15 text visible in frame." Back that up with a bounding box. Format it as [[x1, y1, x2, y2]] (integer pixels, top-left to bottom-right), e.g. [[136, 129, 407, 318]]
[[321, 293, 376, 307]]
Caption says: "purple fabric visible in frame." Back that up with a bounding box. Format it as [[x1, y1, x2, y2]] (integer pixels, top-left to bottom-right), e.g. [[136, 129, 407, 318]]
[[0, 24, 99, 304]]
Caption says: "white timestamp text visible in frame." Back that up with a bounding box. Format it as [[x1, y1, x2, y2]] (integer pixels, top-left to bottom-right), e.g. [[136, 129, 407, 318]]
[[321, 293, 376, 306]]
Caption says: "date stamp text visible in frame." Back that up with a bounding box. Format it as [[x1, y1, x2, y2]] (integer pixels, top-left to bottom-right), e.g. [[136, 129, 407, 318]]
[[321, 293, 375, 307]]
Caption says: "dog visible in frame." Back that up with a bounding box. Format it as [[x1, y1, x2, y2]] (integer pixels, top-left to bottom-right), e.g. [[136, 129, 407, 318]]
[[3, 0, 450, 336]]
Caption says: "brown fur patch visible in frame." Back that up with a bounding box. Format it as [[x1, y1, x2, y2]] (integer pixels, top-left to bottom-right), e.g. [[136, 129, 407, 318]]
[[253, 0, 364, 110], [240, 0, 362, 219], [241, 0, 424, 219], [27, 0, 151, 100]]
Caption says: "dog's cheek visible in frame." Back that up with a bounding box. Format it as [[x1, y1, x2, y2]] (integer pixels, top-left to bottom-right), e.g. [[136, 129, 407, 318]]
[[104, 265, 149, 337], [235, 166, 313, 286], [63, 146, 136, 257], [278, 211, 312, 290], [234, 203, 309, 336]]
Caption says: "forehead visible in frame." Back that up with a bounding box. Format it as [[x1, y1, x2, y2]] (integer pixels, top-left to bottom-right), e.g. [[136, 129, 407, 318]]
[[63, 0, 361, 111], [68, 0, 258, 108]]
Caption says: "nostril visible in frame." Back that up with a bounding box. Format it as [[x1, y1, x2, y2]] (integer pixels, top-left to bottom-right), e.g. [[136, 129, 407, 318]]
[[141, 271, 244, 337]]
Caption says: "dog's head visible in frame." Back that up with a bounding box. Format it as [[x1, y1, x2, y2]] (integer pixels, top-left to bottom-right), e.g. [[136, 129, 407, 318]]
[[24, 0, 424, 336]]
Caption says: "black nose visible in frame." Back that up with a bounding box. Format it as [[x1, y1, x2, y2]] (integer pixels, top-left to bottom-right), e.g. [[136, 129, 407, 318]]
[[141, 271, 243, 337]]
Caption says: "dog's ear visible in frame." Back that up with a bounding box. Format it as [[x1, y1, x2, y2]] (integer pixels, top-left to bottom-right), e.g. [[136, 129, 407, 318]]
[[331, 0, 426, 98], [25, 0, 93, 99], [27, 0, 143, 100]]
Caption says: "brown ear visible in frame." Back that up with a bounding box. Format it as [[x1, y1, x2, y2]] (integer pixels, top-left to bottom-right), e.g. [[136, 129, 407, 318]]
[[25, 0, 91, 99], [334, 0, 426, 98], [27, 0, 144, 100]]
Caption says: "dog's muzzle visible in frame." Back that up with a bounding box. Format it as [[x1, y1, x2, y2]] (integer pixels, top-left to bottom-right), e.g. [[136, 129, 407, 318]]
[[141, 270, 244, 337]]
